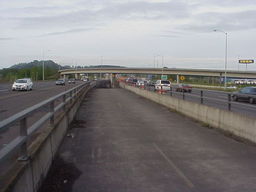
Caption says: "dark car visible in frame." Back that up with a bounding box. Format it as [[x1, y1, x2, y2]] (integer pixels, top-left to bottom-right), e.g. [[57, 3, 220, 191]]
[[55, 79, 65, 86], [231, 87, 256, 104], [176, 84, 192, 93], [146, 80, 156, 87], [126, 78, 137, 85]]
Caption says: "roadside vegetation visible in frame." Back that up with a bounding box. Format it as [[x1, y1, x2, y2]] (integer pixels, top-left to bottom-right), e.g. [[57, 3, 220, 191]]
[[0, 60, 60, 82]]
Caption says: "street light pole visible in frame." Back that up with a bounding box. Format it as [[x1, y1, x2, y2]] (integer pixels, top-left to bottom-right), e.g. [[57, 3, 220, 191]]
[[161, 56, 164, 75], [42, 51, 45, 81], [213, 29, 228, 89], [100, 56, 103, 79]]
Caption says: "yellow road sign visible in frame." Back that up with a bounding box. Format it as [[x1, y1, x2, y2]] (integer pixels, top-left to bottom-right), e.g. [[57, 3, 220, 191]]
[[180, 76, 185, 81]]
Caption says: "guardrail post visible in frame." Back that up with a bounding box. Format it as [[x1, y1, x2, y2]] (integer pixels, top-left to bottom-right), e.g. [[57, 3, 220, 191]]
[[182, 89, 185, 100], [18, 118, 29, 161], [73, 89, 76, 99], [228, 94, 231, 111], [70, 91, 72, 104], [50, 101, 55, 125], [200, 90, 203, 104], [63, 94, 66, 111]]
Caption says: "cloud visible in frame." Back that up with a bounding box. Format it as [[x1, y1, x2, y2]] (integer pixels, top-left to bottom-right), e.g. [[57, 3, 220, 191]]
[[2, 0, 256, 34], [180, 10, 256, 32], [38, 27, 96, 37], [0, 37, 14, 41], [2, 1, 191, 29]]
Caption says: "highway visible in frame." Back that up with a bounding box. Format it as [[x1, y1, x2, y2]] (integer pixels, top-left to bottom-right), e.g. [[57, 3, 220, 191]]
[[39, 87, 256, 192], [0, 81, 84, 149], [145, 85, 256, 118], [1, 81, 255, 149], [0, 81, 83, 121]]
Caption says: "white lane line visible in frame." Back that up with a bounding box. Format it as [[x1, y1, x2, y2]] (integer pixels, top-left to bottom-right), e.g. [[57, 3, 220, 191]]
[[0, 89, 9, 92], [153, 143, 194, 189]]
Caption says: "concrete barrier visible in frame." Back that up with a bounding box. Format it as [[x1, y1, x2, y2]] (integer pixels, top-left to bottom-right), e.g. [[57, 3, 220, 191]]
[[120, 82, 256, 144], [1, 85, 93, 192]]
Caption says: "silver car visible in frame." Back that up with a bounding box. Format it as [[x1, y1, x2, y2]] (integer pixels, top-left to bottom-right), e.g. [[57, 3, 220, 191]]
[[12, 78, 33, 91], [154, 80, 171, 91]]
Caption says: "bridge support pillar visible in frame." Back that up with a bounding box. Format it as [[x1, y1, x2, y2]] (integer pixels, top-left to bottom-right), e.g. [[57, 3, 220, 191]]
[[110, 73, 113, 88], [110, 73, 118, 88], [177, 74, 180, 84], [75, 73, 79, 80]]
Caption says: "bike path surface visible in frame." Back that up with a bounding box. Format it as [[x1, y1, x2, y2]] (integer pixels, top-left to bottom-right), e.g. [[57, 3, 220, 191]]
[[40, 88, 256, 192]]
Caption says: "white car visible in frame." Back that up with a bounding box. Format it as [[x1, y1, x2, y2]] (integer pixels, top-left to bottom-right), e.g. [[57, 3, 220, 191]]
[[155, 80, 171, 91], [136, 80, 145, 87], [12, 78, 33, 91]]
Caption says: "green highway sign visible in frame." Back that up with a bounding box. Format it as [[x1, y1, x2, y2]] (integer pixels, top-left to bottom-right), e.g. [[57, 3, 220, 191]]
[[161, 75, 167, 80]]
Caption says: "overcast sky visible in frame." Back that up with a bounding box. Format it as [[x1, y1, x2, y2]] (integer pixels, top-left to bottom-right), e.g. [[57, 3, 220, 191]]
[[1, 0, 256, 70]]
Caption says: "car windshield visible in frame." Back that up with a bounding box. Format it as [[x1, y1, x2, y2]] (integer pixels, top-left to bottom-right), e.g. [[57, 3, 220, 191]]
[[15, 80, 27, 83], [161, 81, 170, 84]]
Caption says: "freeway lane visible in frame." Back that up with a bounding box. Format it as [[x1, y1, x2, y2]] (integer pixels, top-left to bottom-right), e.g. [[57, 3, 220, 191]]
[[0, 80, 88, 179], [0, 81, 83, 121], [0, 81, 84, 150], [146, 85, 256, 117], [40, 88, 256, 192]]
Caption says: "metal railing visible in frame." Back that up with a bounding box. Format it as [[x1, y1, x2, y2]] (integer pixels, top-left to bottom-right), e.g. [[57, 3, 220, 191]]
[[127, 83, 256, 117], [0, 81, 95, 163]]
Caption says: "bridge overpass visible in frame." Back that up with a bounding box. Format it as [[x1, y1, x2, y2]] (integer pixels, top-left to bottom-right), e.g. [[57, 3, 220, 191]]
[[1, 81, 256, 192], [59, 67, 256, 80]]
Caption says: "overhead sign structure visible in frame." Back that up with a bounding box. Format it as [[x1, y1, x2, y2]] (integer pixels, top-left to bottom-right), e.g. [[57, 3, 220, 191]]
[[161, 75, 168, 80], [239, 60, 254, 64]]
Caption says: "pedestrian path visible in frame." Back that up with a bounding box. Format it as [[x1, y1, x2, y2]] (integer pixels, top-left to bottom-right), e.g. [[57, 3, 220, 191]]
[[40, 88, 256, 192]]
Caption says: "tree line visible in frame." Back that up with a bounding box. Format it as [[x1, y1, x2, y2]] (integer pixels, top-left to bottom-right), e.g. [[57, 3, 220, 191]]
[[0, 60, 60, 82]]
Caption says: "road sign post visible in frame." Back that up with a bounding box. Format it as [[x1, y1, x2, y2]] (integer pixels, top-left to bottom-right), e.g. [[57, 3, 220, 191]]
[[239, 60, 254, 70]]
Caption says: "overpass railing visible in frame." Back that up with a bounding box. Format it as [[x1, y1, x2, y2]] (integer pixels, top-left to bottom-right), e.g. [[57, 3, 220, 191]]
[[124, 82, 256, 118], [0, 81, 95, 164]]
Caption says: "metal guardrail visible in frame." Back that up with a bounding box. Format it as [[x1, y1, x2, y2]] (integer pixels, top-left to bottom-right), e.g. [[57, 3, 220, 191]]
[[125, 83, 256, 116], [0, 81, 95, 163]]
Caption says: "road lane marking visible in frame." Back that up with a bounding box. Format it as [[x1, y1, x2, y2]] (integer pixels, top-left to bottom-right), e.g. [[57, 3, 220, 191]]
[[0, 92, 29, 100], [0, 85, 71, 100], [0, 89, 9, 92], [153, 143, 194, 189]]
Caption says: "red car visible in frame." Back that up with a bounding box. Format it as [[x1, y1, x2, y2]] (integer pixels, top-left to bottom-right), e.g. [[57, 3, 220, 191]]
[[176, 84, 192, 93]]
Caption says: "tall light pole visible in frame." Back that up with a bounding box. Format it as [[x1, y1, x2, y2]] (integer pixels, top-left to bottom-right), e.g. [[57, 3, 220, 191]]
[[42, 51, 45, 81], [100, 56, 103, 79], [213, 29, 228, 89], [161, 56, 164, 75]]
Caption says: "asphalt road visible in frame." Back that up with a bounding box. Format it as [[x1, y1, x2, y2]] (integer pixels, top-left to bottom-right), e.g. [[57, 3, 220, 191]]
[[0, 81, 83, 149], [145, 85, 256, 118], [40, 88, 256, 192], [0, 81, 83, 121]]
